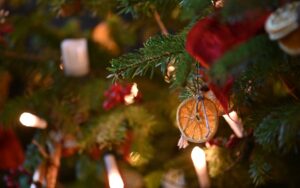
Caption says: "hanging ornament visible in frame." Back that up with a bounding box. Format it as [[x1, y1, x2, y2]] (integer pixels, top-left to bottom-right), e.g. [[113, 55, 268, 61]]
[[60, 38, 90, 76], [186, 12, 269, 112], [186, 13, 268, 69], [177, 135, 189, 149], [103, 82, 142, 110], [176, 95, 218, 144], [176, 66, 222, 146], [161, 169, 186, 188], [265, 2, 300, 55]]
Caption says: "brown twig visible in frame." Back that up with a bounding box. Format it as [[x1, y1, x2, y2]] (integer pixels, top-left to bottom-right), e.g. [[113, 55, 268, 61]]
[[153, 9, 168, 36], [279, 75, 299, 100], [1, 50, 49, 62], [32, 140, 49, 159], [46, 142, 62, 188]]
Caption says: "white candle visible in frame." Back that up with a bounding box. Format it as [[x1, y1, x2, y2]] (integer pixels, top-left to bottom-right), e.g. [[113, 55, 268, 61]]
[[61, 38, 89, 76], [104, 154, 124, 188], [19, 112, 47, 129], [191, 146, 210, 188], [222, 111, 244, 138]]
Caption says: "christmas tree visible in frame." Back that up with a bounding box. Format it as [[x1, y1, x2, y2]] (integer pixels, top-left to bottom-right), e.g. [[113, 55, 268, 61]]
[[1, 0, 300, 187]]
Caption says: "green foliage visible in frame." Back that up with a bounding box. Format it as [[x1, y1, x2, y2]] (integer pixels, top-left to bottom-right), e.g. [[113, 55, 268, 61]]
[[172, 53, 192, 87], [221, 0, 281, 21], [108, 33, 186, 81], [144, 171, 164, 188], [254, 104, 300, 154], [249, 153, 272, 186], [206, 146, 234, 177], [210, 35, 282, 85], [81, 106, 155, 163], [179, 0, 213, 20], [117, 0, 179, 17], [3, 0, 300, 187], [37, 0, 117, 16]]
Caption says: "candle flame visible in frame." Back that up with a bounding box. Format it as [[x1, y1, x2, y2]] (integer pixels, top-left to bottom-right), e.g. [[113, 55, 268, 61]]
[[191, 146, 206, 169], [108, 172, 124, 188], [19, 112, 47, 129]]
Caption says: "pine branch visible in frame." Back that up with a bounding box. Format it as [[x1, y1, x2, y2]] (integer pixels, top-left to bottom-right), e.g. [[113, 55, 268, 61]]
[[117, 0, 179, 17], [254, 103, 300, 154], [210, 35, 283, 84], [249, 154, 272, 186], [81, 106, 155, 162], [108, 34, 186, 81]]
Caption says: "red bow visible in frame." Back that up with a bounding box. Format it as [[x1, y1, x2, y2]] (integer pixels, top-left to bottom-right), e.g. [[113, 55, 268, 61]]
[[186, 12, 269, 111]]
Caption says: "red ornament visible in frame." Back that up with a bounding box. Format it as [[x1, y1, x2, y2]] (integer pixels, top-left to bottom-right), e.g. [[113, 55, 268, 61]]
[[206, 137, 225, 147], [186, 12, 269, 111], [103, 83, 142, 110], [225, 134, 240, 149], [0, 128, 24, 170], [208, 77, 234, 113], [61, 134, 79, 157], [186, 12, 269, 68], [0, 23, 13, 45]]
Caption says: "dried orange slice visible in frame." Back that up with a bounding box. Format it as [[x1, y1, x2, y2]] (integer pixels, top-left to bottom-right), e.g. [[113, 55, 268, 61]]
[[176, 97, 218, 143]]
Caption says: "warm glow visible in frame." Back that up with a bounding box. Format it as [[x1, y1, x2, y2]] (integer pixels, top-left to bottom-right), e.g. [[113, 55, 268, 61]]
[[20, 112, 39, 127], [129, 152, 142, 165], [104, 154, 124, 188], [61, 38, 89, 76], [124, 83, 139, 105], [59, 63, 64, 70], [19, 112, 47, 129], [92, 22, 120, 55], [191, 146, 210, 187], [191, 146, 206, 169], [124, 95, 135, 105], [222, 111, 244, 138], [108, 172, 124, 188], [131, 83, 138, 97], [167, 65, 175, 72]]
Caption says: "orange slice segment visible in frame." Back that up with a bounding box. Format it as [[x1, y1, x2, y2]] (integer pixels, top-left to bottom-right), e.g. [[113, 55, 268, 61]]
[[176, 97, 218, 143]]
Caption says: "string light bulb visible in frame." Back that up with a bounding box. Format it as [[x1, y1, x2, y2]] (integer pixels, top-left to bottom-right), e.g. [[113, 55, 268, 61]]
[[19, 112, 47, 129]]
